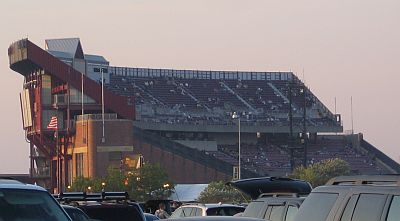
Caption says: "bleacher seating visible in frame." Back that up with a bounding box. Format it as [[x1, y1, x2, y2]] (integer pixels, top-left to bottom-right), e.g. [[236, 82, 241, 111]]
[[206, 137, 386, 176], [106, 72, 340, 128], [102, 69, 393, 177]]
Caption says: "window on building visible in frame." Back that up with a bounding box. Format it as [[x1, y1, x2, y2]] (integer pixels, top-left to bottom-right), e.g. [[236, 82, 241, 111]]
[[76, 153, 84, 177]]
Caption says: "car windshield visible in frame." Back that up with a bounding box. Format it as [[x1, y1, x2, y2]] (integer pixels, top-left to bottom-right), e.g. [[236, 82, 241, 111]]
[[0, 189, 70, 221]]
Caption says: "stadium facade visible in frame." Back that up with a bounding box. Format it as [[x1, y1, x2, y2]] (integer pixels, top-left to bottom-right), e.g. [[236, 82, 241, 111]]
[[8, 38, 400, 193]]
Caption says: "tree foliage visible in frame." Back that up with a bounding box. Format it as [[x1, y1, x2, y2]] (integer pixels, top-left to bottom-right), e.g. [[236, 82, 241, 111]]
[[70, 163, 173, 201], [290, 158, 350, 187], [127, 163, 174, 201], [197, 181, 249, 204]]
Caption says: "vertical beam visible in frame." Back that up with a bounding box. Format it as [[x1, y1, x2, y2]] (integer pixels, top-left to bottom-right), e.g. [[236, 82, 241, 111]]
[[288, 81, 294, 171], [30, 142, 34, 177]]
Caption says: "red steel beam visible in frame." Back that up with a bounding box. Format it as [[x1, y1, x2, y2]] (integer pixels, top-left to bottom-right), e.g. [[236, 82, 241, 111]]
[[25, 40, 134, 119]]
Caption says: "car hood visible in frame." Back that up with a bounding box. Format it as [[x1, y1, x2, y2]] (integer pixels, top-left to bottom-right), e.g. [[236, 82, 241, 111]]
[[227, 177, 312, 199]]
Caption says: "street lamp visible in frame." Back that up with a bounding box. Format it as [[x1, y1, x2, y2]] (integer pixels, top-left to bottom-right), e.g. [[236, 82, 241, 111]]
[[232, 112, 241, 180]]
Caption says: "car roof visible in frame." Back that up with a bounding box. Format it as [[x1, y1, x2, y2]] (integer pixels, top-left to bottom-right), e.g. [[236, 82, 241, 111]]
[[180, 203, 244, 209], [326, 174, 400, 185], [227, 177, 312, 199], [166, 216, 264, 221], [78, 202, 139, 207], [203, 204, 244, 209], [311, 174, 400, 195], [312, 184, 400, 195], [0, 178, 47, 192]]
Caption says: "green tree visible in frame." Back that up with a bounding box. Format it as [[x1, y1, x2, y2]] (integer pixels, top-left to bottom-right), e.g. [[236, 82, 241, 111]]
[[197, 181, 249, 204], [69, 163, 174, 201], [290, 158, 350, 187], [70, 176, 103, 192], [127, 163, 174, 201], [105, 167, 126, 191]]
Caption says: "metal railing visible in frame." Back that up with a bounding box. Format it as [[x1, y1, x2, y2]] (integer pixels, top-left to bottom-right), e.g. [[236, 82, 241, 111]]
[[76, 113, 118, 121], [53, 94, 96, 106]]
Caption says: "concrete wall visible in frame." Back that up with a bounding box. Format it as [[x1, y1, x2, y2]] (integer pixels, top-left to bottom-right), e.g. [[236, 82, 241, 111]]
[[133, 140, 231, 184], [69, 119, 135, 180], [210, 132, 258, 145], [174, 140, 218, 151], [134, 120, 343, 133], [69, 118, 231, 184]]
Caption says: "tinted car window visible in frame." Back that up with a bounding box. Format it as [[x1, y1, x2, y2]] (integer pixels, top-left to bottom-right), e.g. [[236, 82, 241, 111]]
[[223, 207, 245, 216], [243, 201, 265, 217], [351, 194, 387, 221], [0, 189, 70, 221], [295, 193, 338, 221], [340, 195, 358, 221], [207, 207, 245, 216], [207, 207, 225, 216], [387, 196, 400, 221], [268, 205, 285, 221], [285, 205, 298, 221]]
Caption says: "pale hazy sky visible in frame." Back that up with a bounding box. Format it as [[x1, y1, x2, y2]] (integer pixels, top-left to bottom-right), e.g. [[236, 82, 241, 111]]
[[0, 0, 399, 173]]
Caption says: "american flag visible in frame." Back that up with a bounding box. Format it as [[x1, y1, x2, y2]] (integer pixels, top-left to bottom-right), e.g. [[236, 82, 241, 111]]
[[47, 116, 58, 130]]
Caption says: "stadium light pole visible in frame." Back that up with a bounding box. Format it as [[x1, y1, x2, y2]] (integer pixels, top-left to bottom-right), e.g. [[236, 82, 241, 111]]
[[232, 112, 241, 180], [101, 67, 105, 143]]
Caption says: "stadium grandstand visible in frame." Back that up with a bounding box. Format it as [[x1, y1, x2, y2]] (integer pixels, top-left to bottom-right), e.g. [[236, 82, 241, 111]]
[[8, 38, 400, 193]]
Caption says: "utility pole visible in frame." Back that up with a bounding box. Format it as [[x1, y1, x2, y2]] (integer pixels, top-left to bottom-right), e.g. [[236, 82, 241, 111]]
[[351, 96, 354, 134], [232, 112, 241, 179], [288, 82, 294, 171], [303, 86, 308, 168], [101, 67, 105, 143]]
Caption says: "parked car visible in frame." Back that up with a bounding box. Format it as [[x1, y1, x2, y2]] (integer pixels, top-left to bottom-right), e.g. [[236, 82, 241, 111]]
[[166, 216, 265, 221], [145, 212, 160, 221], [55, 191, 146, 221], [170, 203, 245, 218], [62, 204, 101, 221], [140, 199, 173, 215], [227, 177, 312, 221], [0, 178, 71, 221], [295, 175, 400, 221]]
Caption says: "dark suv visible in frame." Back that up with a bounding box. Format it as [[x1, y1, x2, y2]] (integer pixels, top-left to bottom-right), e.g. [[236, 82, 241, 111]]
[[228, 177, 312, 221], [0, 178, 71, 221], [295, 175, 400, 221], [56, 191, 146, 221]]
